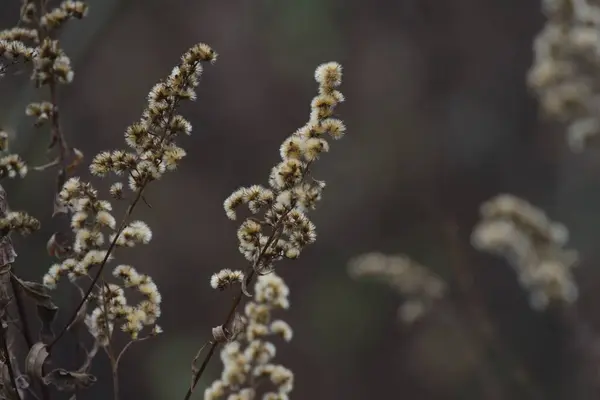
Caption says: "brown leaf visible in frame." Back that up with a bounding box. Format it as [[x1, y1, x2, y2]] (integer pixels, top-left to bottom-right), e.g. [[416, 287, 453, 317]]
[[25, 342, 48, 380], [52, 196, 68, 217], [52, 169, 68, 217], [66, 148, 83, 173], [46, 232, 72, 259], [0, 363, 21, 400], [43, 369, 96, 391], [241, 274, 252, 298], [37, 304, 58, 344], [47, 134, 57, 150], [12, 277, 56, 310], [228, 313, 245, 341], [33, 158, 59, 172]]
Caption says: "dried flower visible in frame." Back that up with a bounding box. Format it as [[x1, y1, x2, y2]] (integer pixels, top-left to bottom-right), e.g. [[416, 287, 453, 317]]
[[349, 252, 447, 324], [528, 0, 600, 150], [472, 194, 578, 310], [222, 62, 345, 276], [205, 273, 294, 400], [43, 41, 217, 351]]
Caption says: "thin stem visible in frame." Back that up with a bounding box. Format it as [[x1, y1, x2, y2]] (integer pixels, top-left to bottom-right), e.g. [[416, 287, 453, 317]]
[[110, 355, 119, 400], [184, 271, 253, 400], [99, 276, 119, 400], [49, 89, 183, 350], [48, 80, 71, 183], [35, 0, 71, 173], [443, 219, 543, 400], [48, 186, 146, 350], [115, 336, 150, 367], [184, 202, 296, 399], [25, 386, 42, 400]]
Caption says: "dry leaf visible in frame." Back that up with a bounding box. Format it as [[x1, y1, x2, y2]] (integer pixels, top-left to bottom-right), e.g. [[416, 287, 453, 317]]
[[66, 148, 83, 173], [33, 158, 59, 172], [37, 304, 58, 344], [12, 277, 56, 310], [0, 363, 21, 400], [25, 342, 48, 380], [52, 169, 67, 217], [46, 232, 71, 259], [43, 369, 96, 391]]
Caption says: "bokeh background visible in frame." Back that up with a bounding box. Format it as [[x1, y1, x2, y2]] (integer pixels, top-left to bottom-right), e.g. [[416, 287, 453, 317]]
[[3, 0, 600, 399]]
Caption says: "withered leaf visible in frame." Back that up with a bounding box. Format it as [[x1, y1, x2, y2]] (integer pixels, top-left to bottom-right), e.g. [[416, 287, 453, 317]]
[[52, 169, 67, 217], [25, 342, 48, 380], [241, 273, 252, 298], [66, 148, 83, 174], [11, 277, 57, 310], [46, 232, 72, 259], [228, 313, 245, 341], [0, 363, 20, 400], [32, 158, 59, 172], [12, 277, 60, 342], [37, 304, 58, 343], [47, 133, 57, 150], [77, 340, 99, 373], [43, 369, 96, 391], [52, 195, 68, 217]]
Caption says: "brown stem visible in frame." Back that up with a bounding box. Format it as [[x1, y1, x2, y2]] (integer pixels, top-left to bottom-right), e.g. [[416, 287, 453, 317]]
[[184, 270, 254, 400], [35, 0, 71, 173], [184, 201, 295, 399], [49, 81, 71, 168], [556, 304, 600, 398], [109, 354, 119, 400], [443, 219, 543, 400], [48, 186, 146, 350], [97, 276, 120, 400], [49, 84, 183, 349]]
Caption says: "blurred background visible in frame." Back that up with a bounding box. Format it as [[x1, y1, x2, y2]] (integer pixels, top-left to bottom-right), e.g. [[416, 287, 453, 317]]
[[3, 0, 600, 399]]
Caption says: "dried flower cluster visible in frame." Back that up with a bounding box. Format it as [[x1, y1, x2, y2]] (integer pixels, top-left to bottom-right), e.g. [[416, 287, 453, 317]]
[[205, 273, 294, 400], [349, 252, 447, 324], [199, 61, 345, 399], [40, 0, 88, 30], [0, 2, 357, 399], [0, 131, 27, 180], [41, 177, 160, 343], [217, 62, 345, 288], [0, 1, 89, 90], [0, 183, 39, 262], [528, 0, 600, 150], [0, 210, 40, 235], [0, 38, 35, 63], [88, 265, 163, 345], [42, 41, 217, 349], [89, 42, 216, 187], [472, 194, 578, 310]]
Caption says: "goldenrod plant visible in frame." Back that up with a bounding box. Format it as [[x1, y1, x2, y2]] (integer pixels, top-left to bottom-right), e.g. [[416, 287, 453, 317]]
[[0, 1, 346, 399]]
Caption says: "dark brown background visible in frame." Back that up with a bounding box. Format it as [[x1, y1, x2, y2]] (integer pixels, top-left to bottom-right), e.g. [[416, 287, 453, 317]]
[[2, 0, 600, 399]]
